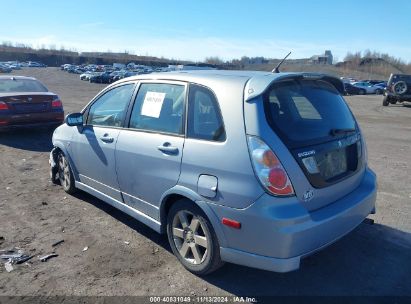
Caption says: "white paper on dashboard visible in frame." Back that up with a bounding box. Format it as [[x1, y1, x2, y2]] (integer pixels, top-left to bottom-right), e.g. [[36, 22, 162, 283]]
[[141, 91, 166, 118]]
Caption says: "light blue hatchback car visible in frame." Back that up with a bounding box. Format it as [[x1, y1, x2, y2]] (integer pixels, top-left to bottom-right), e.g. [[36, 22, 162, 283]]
[[50, 70, 377, 275]]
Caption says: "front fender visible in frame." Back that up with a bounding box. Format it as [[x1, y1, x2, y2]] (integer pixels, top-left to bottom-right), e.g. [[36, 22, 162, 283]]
[[50, 140, 79, 181]]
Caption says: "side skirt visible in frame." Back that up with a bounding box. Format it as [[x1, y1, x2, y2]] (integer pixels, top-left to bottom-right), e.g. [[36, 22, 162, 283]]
[[75, 181, 162, 233]]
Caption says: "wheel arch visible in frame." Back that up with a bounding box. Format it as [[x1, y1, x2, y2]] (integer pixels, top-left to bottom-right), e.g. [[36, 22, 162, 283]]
[[51, 141, 79, 181], [159, 185, 228, 247]]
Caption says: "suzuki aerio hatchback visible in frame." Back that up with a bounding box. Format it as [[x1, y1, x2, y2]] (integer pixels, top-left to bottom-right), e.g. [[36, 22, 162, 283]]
[[50, 71, 377, 275]]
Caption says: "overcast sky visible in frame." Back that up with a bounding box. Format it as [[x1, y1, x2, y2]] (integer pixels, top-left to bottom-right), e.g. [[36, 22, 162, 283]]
[[1, 0, 410, 63]]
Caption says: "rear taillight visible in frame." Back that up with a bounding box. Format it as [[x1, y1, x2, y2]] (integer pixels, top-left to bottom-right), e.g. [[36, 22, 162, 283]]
[[0, 101, 9, 110], [51, 99, 63, 108], [247, 136, 294, 196]]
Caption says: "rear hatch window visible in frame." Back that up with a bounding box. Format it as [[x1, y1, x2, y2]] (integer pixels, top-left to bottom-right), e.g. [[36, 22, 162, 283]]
[[0, 79, 48, 93], [264, 79, 362, 188]]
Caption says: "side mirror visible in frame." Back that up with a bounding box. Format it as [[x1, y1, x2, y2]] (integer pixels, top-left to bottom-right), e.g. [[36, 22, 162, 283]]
[[65, 112, 83, 126]]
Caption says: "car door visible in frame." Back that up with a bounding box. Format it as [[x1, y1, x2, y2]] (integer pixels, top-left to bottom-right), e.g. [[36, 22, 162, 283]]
[[69, 83, 136, 201], [115, 81, 186, 219]]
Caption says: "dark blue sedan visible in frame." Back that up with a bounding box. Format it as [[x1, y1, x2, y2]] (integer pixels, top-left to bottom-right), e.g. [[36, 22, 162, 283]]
[[0, 76, 64, 129]]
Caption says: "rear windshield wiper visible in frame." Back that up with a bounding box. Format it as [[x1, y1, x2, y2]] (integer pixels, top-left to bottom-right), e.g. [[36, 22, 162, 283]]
[[329, 128, 356, 136]]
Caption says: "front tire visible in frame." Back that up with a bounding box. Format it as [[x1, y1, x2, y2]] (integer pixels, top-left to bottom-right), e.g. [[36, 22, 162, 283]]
[[57, 152, 76, 194], [167, 199, 223, 275]]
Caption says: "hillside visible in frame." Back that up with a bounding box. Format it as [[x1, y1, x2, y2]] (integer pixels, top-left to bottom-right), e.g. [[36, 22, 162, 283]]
[[0, 45, 189, 67], [241, 58, 410, 81]]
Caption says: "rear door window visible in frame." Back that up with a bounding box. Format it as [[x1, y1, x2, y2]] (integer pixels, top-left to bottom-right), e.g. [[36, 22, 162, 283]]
[[129, 83, 185, 135], [264, 79, 356, 148]]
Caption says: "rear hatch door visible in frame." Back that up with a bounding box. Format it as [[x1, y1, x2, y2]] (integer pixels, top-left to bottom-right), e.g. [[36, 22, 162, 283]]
[[259, 76, 365, 211]]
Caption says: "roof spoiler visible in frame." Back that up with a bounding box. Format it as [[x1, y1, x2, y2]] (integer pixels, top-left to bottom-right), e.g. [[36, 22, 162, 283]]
[[244, 73, 345, 101]]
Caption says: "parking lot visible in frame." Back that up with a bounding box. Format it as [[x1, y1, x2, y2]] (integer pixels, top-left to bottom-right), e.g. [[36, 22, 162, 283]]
[[0, 68, 410, 297]]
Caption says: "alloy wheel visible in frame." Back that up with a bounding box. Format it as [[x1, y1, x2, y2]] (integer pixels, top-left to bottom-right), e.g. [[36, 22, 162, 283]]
[[172, 210, 208, 265], [58, 155, 71, 189]]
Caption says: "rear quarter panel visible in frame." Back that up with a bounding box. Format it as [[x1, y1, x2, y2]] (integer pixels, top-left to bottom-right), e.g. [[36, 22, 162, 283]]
[[178, 77, 264, 209]]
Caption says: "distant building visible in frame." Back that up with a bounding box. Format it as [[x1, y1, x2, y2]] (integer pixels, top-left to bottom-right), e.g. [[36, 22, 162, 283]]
[[310, 50, 333, 65], [325, 50, 333, 64]]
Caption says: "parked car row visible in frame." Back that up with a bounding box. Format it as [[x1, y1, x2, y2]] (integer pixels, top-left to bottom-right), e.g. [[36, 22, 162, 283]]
[[60, 62, 171, 84], [78, 70, 139, 83], [1, 61, 24, 73], [0, 61, 47, 71], [0, 64, 13, 73], [350, 81, 384, 94], [341, 77, 387, 95]]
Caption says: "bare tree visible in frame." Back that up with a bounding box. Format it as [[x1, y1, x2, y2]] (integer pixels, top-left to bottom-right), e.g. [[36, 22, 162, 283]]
[[204, 56, 224, 65]]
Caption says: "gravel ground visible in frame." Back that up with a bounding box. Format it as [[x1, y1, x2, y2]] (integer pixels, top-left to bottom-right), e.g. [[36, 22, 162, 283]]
[[0, 68, 410, 297]]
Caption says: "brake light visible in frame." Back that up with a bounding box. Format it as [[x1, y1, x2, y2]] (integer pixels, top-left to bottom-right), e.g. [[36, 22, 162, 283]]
[[248, 136, 294, 196], [0, 101, 9, 110], [52, 99, 63, 108]]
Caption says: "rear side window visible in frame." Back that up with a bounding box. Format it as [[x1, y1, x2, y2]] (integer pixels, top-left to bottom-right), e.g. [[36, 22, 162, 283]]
[[0, 79, 48, 92], [187, 84, 226, 142], [264, 79, 356, 148], [87, 84, 135, 127], [129, 83, 185, 134]]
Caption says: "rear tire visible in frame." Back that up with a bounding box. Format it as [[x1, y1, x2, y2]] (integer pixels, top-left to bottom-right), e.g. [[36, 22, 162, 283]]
[[382, 96, 390, 106], [167, 199, 223, 275], [359, 89, 366, 95], [57, 152, 76, 194], [50, 161, 59, 185]]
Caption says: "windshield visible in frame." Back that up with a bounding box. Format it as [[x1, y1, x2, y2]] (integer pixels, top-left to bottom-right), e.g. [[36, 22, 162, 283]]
[[0, 79, 48, 93], [264, 79, 356, 148]]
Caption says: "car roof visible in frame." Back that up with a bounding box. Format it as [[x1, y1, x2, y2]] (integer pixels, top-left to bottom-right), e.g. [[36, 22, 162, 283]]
[[121, 69, 276, 83], [117, 70, 344, 101], [0, 75, 37, 81]]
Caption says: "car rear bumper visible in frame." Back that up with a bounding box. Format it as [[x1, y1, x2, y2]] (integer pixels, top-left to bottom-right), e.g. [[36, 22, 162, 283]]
[[0, 111, 64, 128], [210, 167, 377, 272]]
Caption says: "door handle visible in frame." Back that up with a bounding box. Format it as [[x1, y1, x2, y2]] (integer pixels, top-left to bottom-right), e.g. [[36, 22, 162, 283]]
[[100, 133, 114, 143], [157, 142, 179, 154]]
